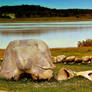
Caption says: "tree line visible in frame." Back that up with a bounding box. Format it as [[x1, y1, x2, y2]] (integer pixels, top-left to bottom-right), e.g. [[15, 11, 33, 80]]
[[0, 5, 92, 18]]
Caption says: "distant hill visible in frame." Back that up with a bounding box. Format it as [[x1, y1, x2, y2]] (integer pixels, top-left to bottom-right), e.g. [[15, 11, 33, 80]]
[[0, 5, 92, 19]]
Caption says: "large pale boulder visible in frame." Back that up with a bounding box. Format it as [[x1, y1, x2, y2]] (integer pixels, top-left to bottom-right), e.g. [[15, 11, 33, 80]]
[[0, 39, 55, 80]]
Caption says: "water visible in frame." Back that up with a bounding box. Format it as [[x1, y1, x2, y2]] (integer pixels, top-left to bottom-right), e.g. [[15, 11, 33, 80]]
[[0, 21, 92, 49]]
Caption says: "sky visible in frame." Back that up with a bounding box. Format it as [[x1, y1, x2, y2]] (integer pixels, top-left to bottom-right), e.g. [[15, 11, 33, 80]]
[[0, 0, 92, 9]]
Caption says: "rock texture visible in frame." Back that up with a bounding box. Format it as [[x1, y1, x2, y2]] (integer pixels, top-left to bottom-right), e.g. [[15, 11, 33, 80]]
[[51, 56, 57, 63], [56, 55, 66, 63], [54, 68, 75, 81], [0, 39, 55, 80]]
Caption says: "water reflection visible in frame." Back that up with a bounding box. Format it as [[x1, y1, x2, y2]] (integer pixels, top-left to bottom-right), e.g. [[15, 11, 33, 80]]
[[0, 21, 92, 48]]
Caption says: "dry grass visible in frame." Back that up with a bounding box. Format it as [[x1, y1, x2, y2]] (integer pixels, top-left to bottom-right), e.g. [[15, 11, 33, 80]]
[[51, 47, 92, 57], [0, 49, 5, 58]]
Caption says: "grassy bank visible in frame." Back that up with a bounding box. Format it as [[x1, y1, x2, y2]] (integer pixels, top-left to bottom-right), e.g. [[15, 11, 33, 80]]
[[1, 16, 92, 22], [0, 47, 92, 92], [51, 47, 92, 57]]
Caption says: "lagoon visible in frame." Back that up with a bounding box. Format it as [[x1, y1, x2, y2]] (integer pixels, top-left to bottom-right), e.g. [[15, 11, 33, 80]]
[[0, 21, 92, 48]]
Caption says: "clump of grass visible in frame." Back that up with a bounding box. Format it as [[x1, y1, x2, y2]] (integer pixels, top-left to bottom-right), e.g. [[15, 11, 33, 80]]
[[78, 39, 92, 47]]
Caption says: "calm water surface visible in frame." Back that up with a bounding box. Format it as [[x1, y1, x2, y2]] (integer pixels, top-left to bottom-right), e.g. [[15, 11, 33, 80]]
[[0, 21, 92, 48]]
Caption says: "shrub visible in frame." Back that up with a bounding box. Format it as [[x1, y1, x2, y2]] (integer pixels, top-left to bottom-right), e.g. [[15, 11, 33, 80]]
[[78, 39, 92, 47]]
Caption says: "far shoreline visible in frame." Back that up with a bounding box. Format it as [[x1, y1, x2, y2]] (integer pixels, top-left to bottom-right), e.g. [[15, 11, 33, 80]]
[[0, 17, 92, 23]]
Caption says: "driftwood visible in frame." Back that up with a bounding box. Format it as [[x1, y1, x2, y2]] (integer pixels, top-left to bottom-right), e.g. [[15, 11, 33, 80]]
[[52, 55, 92, 65], [54, 68, 75, 81], [75, 70, 92, 81], [56, 55, 66, 63], [74, 57, 82, 64], [55, 68, 92, 81]]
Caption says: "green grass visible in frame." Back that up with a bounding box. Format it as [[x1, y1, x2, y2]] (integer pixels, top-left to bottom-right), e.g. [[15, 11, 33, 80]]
[[1, 47, 92, 92]]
